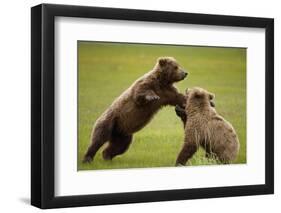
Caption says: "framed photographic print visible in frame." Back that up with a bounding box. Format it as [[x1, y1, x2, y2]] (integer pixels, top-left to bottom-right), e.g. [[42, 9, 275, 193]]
[[31, 3, 274, 209]]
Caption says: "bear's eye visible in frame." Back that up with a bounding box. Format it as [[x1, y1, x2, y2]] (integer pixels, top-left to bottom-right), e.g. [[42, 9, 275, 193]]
[[174, 65, 179, 70]]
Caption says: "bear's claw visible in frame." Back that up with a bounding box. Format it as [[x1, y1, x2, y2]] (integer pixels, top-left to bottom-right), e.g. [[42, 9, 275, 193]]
[[146, 95, 160, 101]]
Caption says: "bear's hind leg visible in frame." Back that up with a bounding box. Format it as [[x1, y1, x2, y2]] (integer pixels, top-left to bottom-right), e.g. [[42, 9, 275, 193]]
[[102, 135, 133, 160], [201, 143, 214, 159], [83, 121, 113, 163]]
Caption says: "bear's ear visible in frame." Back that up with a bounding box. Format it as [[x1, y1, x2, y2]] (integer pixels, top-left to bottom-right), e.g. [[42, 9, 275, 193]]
[[158, 57, 168, 67], [194, 90, 204, 99], [185, 88, 190, 95], [209, 93, 215, 100]]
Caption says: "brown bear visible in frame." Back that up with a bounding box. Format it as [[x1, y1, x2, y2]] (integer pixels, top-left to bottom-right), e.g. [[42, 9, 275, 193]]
[[83, 57, 188, 163], [175, 87, 239, 165]]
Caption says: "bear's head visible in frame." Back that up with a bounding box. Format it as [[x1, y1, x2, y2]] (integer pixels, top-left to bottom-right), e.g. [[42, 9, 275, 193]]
[[156, 57, 188, 85], [185, 87, 215, 111]]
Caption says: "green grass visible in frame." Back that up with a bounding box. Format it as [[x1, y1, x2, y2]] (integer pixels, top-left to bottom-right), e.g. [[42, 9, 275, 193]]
[[78, 42, 246, 170]]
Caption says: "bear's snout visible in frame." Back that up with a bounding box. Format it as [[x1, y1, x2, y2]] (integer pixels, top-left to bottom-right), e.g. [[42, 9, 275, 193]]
[[181, 70, 188, 79]]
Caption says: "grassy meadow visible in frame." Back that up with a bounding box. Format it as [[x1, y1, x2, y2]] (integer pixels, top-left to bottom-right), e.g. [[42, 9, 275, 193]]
[[78, 41, 246, 170]]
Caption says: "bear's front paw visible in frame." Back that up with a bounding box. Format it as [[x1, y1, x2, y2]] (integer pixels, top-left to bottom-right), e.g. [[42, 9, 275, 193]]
[[175, 105, 185, 116], [145, 95, 160, 101]]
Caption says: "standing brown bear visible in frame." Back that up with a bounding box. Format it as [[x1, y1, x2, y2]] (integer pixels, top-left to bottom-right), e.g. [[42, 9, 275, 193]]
[[83, 57, 188, 163], [175, 87, 239, 165]]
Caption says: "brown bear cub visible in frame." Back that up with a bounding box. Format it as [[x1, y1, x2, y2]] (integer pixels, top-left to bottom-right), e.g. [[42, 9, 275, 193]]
[[83, 57, 188, 163], [175, 87, 239, 165]]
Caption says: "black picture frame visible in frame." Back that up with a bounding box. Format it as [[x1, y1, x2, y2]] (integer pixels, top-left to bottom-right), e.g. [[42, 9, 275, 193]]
[[31, 3, 274, 209]]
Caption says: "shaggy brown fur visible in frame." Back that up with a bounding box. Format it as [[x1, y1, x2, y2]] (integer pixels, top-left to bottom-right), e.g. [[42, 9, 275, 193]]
[[175, 97, 215, 126], [83, 57, 188, 163], [175, 87, 240, 165]]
